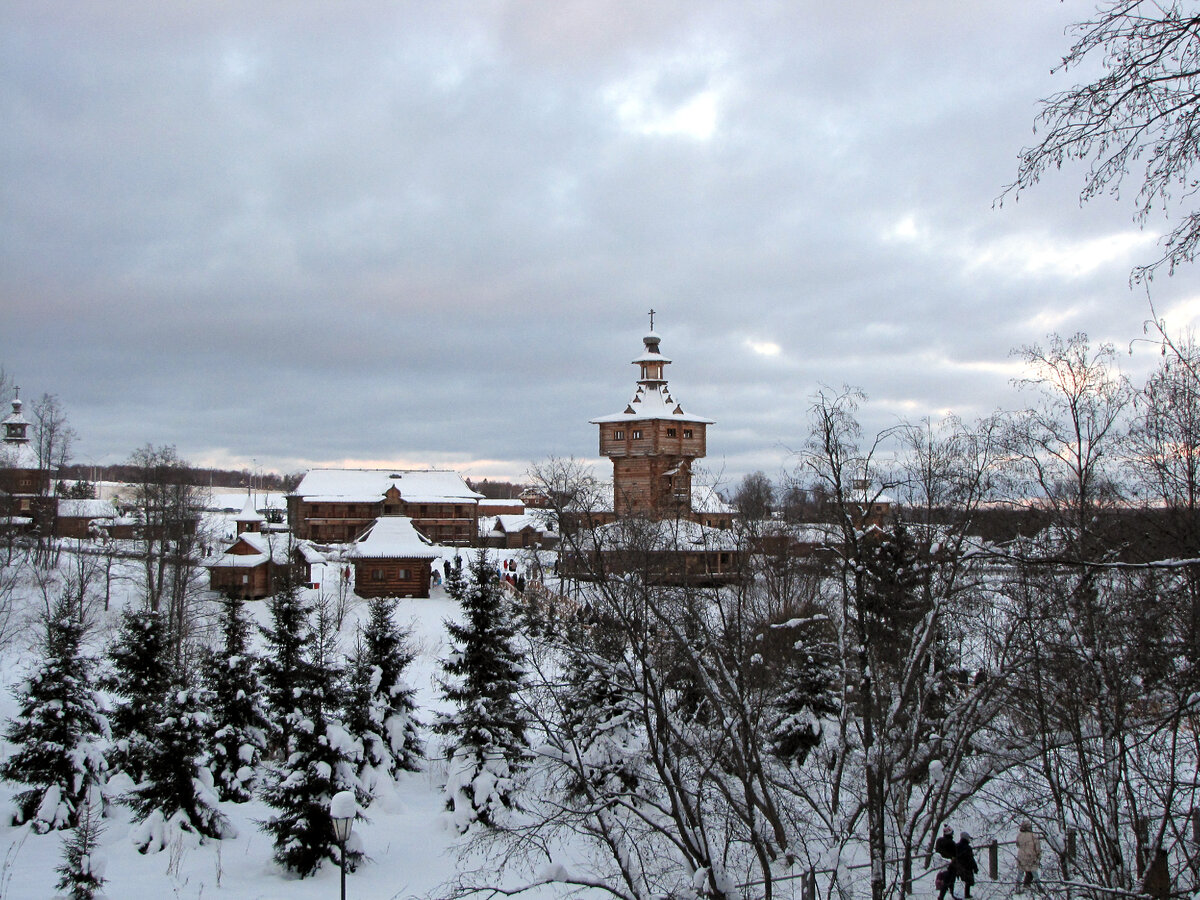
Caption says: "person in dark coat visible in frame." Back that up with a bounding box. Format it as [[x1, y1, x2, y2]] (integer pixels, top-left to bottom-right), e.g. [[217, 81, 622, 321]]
[[1141, 848, 1169, 900], [935, 826, 958, 900], [935, 825, 956, 860], [954, 833, 979, 900]]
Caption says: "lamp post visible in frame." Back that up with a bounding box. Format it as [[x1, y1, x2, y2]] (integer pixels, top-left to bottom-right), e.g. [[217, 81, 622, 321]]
[[330, 790, 356, 900]]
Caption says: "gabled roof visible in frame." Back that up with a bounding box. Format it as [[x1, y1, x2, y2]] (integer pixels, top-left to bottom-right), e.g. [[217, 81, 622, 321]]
[[692, 485, 733, 515], [346, 517, 441, 560], [202, 533, 323, 570], [491, 514, 550, 534], [292, 469, 484, 504]]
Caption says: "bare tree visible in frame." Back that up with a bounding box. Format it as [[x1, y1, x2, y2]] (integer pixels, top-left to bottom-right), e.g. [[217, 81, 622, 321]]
[[1006, 333, 1132, 559], [124, 444, 210, 664], [797, 390, 1018, 900], [996, 332, 1198, 896], [30, 393, 76, 482], [1006, 1, 1200, 279], [732, 470, 775, 523]]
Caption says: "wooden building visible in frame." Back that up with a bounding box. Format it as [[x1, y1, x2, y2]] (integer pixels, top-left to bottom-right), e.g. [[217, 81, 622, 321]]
[[590, 329, 714, 519], [54, 499, 119, 540], [0, 390, 54, 533], [561, 517, 740, 586], [287, 469, 483, 545], [346, 516, 441, 599], [479, 498, 525, 518], [203, 532, 324, 599], [481, 513, 558, 549], [557, 321, 744, 584]]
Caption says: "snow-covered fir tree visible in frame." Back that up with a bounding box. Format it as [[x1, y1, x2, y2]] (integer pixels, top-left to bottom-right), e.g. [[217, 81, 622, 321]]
[[55, 783, 106, 900], [201, 593, 269, 802], [259, 592, 364, 877], [557, 611, 640, 799], [765, 613, 839, 764], [258, 575, 312, 753], [0, 596, 109, 833], [435, 549, 528, 833], [345, 596, 424, 798], [102, 607, 170, 782], [126, 680, 231, 852]]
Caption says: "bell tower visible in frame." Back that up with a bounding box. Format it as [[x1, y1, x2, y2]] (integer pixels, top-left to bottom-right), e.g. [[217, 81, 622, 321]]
[[590, 318, 713, 519], [2, 388, 30, 446]]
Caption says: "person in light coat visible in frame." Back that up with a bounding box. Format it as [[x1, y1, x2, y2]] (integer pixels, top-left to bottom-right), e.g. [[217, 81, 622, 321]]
[[1015, 821, 1041, 892]]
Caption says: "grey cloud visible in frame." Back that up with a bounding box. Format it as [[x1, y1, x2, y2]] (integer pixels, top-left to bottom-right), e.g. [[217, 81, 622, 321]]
[[1, 2, 1193, 480]]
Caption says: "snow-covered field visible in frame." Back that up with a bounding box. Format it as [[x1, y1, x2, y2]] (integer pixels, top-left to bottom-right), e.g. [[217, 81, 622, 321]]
[[0, 543, 498, 900]]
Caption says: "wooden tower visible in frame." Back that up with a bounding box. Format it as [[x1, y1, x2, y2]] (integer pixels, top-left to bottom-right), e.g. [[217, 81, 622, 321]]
[[591, 323, 713, 518]]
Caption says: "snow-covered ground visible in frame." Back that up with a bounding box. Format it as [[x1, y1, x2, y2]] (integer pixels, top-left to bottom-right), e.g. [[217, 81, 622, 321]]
[[0, 545, 514, 900]]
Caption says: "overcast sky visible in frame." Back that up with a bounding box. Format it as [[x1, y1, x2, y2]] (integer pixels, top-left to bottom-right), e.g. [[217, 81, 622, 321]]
[[3, 2, 1197, 489]]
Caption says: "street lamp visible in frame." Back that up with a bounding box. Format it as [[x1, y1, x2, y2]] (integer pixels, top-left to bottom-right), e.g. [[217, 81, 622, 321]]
[[330, 790, 356, 900]]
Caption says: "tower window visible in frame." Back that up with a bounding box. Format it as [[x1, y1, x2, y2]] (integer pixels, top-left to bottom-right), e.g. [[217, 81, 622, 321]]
[[614, 430, 624, 440], [632, 430, 642, 440], [666, 428, 677, 437], [683, 429, 693, 439]]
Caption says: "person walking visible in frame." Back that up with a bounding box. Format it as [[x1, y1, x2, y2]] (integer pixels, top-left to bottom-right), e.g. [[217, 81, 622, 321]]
[[1016, 821, 1041, 893], [955, 833, 979, 900], [935, 826, 958, 900]]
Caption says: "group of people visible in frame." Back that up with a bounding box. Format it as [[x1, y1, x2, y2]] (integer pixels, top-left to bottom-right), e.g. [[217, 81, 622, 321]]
[[934, 821, 1041, 898], [934, 827, 979, 900]]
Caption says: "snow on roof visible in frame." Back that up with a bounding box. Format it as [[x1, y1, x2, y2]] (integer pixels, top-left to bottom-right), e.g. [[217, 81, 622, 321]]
[[235, 495, 266, 523], [203, 531, 293, 568], [692, 485, 732, 515], [208, 492, 287, 513], [296, 542, 326, 565], [0, 442, 40, 470], [491, 514, 546, 533], [632, 348, 672, 365], [590, 381, 713, 424], [346, 517, 441, 560], [591, 330, 712, 425], [293, 469, 484, 504], [203, 533, 323, 569], [582, 517, 739, 552], [57, 499, 118, 519], [1, 396, 29, 427], [479, 498, 524, 510]]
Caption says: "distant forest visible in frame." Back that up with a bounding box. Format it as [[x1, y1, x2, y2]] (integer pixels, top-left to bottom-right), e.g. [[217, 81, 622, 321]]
[[57, 464, 304, 493], [55, 466, 530, 499]]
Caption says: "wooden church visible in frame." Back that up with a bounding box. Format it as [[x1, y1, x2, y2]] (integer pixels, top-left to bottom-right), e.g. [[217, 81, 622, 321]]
[[565, 318, 738, 584]]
